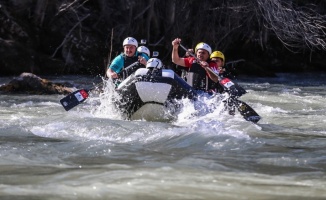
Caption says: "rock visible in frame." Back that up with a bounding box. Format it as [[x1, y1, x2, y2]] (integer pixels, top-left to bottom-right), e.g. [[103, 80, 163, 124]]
[[0, 72, 73, 94]]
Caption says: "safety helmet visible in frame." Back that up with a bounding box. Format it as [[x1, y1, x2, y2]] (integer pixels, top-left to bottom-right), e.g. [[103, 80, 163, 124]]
[[123, 37, 138, 47], [195, 42, 212, 55], [210, 51, 225, 62], [146, 58, 162, 69], [137, 46, 150, 57]]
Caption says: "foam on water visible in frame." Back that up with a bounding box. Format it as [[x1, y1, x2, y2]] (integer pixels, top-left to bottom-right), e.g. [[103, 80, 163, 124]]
[[0, 88, 254, 147], [2, 74, 326, 199], [91, 78, 124, 120]]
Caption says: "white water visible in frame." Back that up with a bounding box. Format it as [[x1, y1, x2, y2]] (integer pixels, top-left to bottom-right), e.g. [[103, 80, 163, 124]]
[[1, 73, 326, 199]]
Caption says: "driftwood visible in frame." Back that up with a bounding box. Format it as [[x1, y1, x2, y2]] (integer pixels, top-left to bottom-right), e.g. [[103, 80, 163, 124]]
[[0, 73, 73, 95]]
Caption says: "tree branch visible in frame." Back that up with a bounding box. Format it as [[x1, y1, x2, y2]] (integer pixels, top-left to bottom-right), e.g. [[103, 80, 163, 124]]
[[51, 14, 90, 58]]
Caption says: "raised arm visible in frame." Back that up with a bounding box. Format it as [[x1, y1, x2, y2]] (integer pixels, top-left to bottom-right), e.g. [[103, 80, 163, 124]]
[[171, 38, 185, 67]]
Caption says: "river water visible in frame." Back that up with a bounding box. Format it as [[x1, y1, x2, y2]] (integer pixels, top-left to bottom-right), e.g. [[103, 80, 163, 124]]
[[1, 73, 326, 200]]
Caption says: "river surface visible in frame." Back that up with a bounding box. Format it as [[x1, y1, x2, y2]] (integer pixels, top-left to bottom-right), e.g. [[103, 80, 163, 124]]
[[1, 73, 326, 200]]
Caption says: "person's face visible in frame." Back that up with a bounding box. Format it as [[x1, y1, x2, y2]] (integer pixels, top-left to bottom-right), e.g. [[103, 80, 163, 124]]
[[211, 57, 224, 68], [196, 49, 209, 61], [124, 45, 136, 57]]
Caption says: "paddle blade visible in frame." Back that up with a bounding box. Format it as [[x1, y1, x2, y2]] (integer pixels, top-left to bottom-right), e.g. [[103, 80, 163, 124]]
[[220, 78, 247, 97], [235, 100, 261, 123], [60, 89, 89, 111]]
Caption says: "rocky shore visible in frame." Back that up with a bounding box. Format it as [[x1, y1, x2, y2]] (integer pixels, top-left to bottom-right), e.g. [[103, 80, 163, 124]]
[[0, 73, 73, 95]]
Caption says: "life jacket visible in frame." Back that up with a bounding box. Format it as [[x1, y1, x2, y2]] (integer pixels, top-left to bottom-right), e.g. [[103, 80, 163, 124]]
[[120, 52, 146, 79], [183, 59, 220, 91]]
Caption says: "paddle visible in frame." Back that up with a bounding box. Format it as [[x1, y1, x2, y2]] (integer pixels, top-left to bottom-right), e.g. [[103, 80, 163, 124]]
[[60, 88, 89, 111], [177, 43, 260, 122], [224, 97, 261, 123], [178, 43, 247, 98], [59, 82, 103, 111], [59, 59, 142, 111], [235, 99, 261, 123]]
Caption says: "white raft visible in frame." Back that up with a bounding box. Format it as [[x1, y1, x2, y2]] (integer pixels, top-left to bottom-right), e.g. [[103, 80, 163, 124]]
[[115, 67, 196, 121]]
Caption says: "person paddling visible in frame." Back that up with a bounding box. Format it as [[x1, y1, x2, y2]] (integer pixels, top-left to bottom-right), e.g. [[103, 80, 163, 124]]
[[171, 38, 220, 93], [106, 37, 149, 80]]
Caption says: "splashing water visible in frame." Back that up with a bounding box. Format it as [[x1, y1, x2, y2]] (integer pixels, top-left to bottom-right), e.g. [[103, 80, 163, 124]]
[[91, 78, 124, 120], [89, 77, 232, 126], [2, 73, 326, 199]]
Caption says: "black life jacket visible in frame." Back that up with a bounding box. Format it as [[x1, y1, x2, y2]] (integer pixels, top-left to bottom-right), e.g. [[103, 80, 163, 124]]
[[183, 59, 220, 91], [120, 52, 146, 79]]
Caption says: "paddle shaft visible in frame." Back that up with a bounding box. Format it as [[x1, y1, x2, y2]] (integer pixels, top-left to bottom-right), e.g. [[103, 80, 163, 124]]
[[124, 61, 139, 71]]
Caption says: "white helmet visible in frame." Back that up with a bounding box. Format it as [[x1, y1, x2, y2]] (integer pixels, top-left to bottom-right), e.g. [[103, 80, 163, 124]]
[[123, 37, 138, 47], [146, 58, 162, 69], [195, 42, 212, 55], [137, 46, 150, 57]]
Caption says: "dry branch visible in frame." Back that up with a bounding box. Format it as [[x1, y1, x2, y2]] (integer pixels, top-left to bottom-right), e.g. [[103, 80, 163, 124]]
[[51, 14, 90, 58], [257, 0, 326, 51]]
